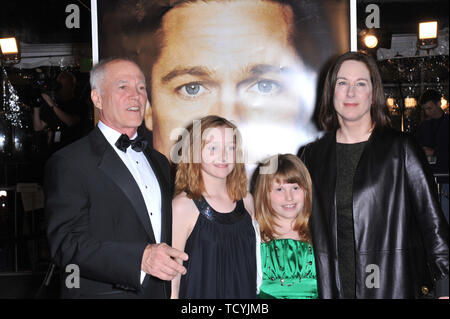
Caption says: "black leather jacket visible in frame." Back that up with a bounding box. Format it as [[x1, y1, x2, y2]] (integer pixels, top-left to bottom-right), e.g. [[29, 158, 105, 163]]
[[301, 127, 449, 298]]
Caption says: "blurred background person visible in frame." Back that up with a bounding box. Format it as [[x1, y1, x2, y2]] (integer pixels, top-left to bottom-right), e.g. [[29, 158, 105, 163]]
[[415, 89, 449, 223], [32, 71, 90, 155]]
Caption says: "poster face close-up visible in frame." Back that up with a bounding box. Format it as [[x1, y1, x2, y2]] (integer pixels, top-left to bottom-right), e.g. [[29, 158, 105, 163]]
[[96, 0, 350, 166]]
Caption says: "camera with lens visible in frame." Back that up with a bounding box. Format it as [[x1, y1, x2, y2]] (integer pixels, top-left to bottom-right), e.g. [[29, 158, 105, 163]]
[[30, 77, 62, 108]]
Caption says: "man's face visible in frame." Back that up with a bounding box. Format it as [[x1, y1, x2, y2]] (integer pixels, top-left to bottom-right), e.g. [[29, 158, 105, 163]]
[[150, 0, 316, 163], [422, 100, 441, 119], [92, 60, 147, 137]]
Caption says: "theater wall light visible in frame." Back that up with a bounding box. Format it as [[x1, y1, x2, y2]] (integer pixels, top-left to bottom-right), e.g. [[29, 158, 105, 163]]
[[418, 21, 438, 49], [0, 36, 20, 63]]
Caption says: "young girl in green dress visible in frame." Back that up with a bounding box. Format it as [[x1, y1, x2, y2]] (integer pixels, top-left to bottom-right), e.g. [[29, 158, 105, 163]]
[[252, 154, 318, 299]]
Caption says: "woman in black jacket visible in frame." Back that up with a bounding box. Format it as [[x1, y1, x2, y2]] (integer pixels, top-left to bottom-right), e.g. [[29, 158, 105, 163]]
[[301, 51, 448, 299]]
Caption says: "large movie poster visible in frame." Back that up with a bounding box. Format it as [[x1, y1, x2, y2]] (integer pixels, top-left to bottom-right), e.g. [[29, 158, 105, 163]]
[[96, 0, 349, 167]]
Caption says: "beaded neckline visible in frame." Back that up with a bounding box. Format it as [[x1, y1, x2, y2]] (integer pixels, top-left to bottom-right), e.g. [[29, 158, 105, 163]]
[[192, 195, 245, 225]]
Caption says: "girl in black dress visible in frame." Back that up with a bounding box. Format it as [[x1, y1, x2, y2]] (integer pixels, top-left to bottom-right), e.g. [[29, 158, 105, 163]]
[[171, 115, 259, 299]]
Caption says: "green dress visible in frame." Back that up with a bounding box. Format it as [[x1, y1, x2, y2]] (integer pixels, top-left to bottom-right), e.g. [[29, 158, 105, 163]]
[[258, 239, 318, 299]]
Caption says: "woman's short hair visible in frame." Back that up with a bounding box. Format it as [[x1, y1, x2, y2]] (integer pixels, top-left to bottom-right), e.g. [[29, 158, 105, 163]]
[[174, 115, 247, 201], [318, 51, 390, 131], [252, 153, 312, 243]]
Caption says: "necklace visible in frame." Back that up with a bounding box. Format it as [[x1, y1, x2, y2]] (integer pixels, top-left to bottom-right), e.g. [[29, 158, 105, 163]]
[[266, 239, 314, 287]]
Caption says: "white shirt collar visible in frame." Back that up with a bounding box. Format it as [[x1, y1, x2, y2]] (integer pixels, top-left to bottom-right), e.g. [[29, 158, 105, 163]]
[[98, 121, 138, 148]]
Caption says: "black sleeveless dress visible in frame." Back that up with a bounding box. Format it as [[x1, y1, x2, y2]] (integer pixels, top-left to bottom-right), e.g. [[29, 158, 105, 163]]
[[179, 196, 257, 299]]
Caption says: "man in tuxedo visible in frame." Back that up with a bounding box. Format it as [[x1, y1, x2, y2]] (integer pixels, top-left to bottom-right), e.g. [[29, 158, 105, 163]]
[[44, 58, 188, 298]]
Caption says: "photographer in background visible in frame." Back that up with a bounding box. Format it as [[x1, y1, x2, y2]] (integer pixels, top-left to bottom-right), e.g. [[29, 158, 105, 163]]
[[415, 89, 449, 224], [32, 71, 86, 154]]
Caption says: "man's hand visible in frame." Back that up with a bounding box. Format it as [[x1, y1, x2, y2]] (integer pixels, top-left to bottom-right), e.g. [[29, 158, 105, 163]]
[[41, 93, 56, 108], [141, 243, 188, 281]]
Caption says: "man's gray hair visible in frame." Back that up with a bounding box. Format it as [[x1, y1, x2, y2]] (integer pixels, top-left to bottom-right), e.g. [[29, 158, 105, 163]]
[[90, 57, 142, 91]]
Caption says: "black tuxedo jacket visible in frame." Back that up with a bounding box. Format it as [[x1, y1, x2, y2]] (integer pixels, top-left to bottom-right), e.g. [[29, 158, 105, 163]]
[[44, 126, 172, 298]]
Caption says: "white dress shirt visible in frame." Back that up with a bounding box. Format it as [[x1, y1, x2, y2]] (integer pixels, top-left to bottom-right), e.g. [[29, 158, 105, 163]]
[[98, 121, 161, 284]]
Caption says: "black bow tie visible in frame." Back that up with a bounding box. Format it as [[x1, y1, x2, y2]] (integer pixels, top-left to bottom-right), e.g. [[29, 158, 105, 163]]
[[115, 134, 148, 153]]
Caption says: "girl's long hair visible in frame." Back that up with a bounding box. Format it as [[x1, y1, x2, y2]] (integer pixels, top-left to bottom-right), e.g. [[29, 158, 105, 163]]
[[252, 154, 312, 242], [174, 115, 247, 201]]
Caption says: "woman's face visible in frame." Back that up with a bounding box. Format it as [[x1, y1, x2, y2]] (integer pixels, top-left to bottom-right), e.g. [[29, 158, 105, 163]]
[[333, 60, 373, 127]]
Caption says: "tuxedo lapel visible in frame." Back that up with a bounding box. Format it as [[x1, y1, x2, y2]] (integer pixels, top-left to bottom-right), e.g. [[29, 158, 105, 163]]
[[91, 129, 157, 243]]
